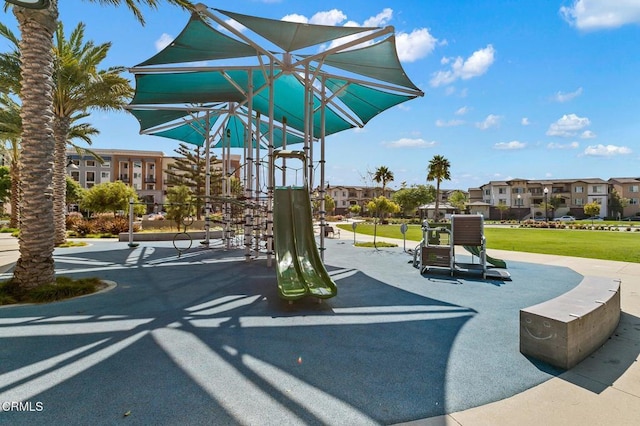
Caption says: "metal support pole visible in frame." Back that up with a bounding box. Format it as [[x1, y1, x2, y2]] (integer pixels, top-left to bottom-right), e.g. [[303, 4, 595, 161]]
[[127, 197, 138, 248]]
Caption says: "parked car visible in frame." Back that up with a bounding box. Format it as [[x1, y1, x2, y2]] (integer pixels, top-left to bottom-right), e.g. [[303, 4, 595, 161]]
[[553, 215, 576, 222], [584, 216, 603, 221], [621, 216, 640, 221]]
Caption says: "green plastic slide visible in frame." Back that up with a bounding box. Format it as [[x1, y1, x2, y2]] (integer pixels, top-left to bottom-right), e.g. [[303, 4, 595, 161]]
[[273, 187, 337, 300], [463, 245, 507, 269]]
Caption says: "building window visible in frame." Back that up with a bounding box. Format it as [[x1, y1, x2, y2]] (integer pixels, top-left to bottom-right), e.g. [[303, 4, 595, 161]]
[[498, 199, 506, 205], [575, 186, 583, 193], [630, 185, 639, 193], [574, 198, 584, 205], [484, 189, 490, 196], [70, 171, 80, 181], [85, 160, 96, 167], [102, 161, 110, 168], [630, 198, 639, 205], [86, 171, 95, 183], [101, 171, 110, 180], [498, 188, 506, 194], [592, 185, 602, 193]]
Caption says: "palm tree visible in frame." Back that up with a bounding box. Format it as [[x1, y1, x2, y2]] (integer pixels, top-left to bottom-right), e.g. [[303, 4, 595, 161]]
[[0, 95, 22, 228], [0, 94, 98, 229], [9, 0, 195, 289], [426, 155, 451, 222], [52, 21, 133, 244], [373, 166, 394, 196]]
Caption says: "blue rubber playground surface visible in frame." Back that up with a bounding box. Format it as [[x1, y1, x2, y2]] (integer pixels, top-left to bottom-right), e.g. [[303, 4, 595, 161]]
[[0, 239, 582, 425]]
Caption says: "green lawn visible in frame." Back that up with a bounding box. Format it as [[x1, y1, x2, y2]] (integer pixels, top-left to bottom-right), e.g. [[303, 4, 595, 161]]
[[337, 223, 640, 263]]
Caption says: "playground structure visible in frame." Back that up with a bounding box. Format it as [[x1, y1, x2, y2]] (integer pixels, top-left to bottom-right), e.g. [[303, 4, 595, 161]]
[[414, 214, 510, 280], [126, 5, 423, 299]]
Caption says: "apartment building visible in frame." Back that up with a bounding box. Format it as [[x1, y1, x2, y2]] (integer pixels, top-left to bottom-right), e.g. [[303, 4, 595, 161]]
[[67, 149, 241, 211], [325, 185, 395, 215], [608, 177, 640, 218], [68, 149, 165, 209], [470, 177, 638, 220]]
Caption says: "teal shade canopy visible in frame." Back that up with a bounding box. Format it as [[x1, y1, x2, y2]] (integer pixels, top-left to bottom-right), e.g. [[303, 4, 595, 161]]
[[128, 8, 423, 148], [136, 13, 256, 66]]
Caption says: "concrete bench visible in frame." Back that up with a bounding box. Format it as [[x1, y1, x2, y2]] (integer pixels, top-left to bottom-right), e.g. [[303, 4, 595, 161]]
[[520, 276, 621, 369]]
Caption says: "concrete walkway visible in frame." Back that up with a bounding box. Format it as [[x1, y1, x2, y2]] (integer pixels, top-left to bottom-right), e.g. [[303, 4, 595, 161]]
[[330, 221, 640, 425], [0, 230, 639, 425]]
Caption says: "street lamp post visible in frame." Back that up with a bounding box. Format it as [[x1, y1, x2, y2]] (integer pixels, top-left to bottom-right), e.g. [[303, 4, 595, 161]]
[[543, 187, 549, 221], [517, 194, 521, 221]]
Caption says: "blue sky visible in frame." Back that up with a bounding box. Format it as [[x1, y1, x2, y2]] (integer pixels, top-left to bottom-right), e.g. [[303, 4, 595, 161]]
[[2, 0, 640, 191]]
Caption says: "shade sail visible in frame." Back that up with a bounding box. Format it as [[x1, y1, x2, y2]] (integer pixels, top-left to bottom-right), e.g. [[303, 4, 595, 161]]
[[148, 114, 220, 146], [216, 9, 378, 52], [316, 36, 420, 91], [250, 73, 354, 136], [324, 78, 417, 125], [136, 13, 256, 67], [130, 71, 248, 105], [129, 108, 191, 132], [128, 7, 423, 149]]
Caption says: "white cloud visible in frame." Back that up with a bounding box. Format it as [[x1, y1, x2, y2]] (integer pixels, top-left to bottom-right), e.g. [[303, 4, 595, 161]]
[[218, 18, 247, 34], [396, 28, 438, 62], [583, 144, 632, 156], [281, 13, 309, 24], [435, 119, 465, 127], [363, 8, 393, 27], [155, 33, 174, 51], [552, 87, 583, 102], [310, 9, 348, 26], [546, 113, 591, 137], [476, 114, 501, 130], [430, 44, 496, 87], [521, 117, 530, 126], [547, 141, 580, 149], [560, 0, 640, 30], [455, 106, 469, 115], [384, 138, 437, 148], [581, 130, 597, 139], [494, 141, 526, 150]]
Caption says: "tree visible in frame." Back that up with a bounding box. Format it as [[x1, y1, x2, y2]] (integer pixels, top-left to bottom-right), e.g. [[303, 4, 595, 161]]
[[165, 143, 223, 220], [426, 155, 451, 222], [347, 204, 361, 216], [583, 202, 601, 223], [313, 194, 335, 217], [8, 0, 195, 289], [51, 21, 133, 245], [373, 166, 394, 196], [448, 190, 468, 213], [391, 184, 435, 217], [496, 203, 509, 220], [79, 181, 145, 217], [66, 175, 84, 210], [0, 94, 21, 228], [366, 196, 400, 247], [0, 166, 11, 203], [609, 189, 629, 219], [165, 185, 195, 230]]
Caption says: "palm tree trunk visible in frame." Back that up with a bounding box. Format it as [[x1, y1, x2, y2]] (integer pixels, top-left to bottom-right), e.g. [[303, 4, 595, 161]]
[[13, 4, 58, 289], [9, 163, 20, 229], [53, 117, 70, 245], [434, 179, 441, 222]]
